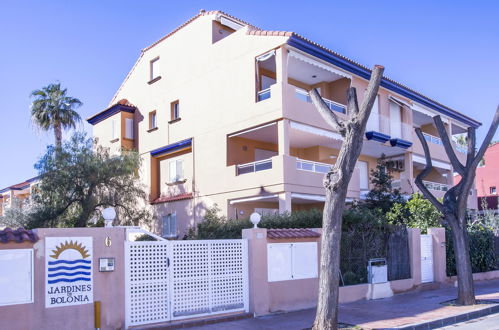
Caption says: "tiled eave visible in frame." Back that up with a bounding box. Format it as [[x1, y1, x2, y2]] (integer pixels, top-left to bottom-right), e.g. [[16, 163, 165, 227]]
[[267, 228, 321, 239], [151, 193, 193, 205], [87, 103, 136, 125], [287, 35, 481, 129], [0, 228, 39, 243]]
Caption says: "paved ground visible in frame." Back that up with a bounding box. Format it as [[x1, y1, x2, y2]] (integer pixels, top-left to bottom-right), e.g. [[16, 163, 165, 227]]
[[186, 279, 499, 330], [439, 312, 499, 329]]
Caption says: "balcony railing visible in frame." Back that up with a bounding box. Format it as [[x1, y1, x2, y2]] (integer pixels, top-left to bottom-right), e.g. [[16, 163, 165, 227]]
[[296, 159, 331, 174], [455, 145, 468, 154], [294, 88, 346, 114], [423, 180, 450, 192], [257, 88, 271, 102], [422, 132, 443, 146], [392, 179, 401, 190], [422, 132, 468, 154], [237, 159, 272, 175]]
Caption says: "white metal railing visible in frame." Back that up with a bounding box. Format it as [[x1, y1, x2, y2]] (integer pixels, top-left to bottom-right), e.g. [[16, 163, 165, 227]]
[[392, 179, 401, 189], [423, 180, 450, 192], [237, 158, 272, 175], [296, 158, 331, 174], [257, 88, 271, 101], [422, 132, 443, 146], [294, 88, 346, 114], [455, 144, 468, 154]]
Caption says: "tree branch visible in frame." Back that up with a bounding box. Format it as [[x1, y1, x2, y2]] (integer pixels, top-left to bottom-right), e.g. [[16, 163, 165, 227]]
[[309, 88, 346, 135], [358, 65, 384, 124], [433, 115, 465, 175], [471, 105, 499, 169], [347, 87, 360, 115], [414, 128, 445, 213], [466, 127, 476, 168]]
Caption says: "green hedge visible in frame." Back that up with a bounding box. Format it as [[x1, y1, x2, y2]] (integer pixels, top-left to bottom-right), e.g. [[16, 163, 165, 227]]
[[446, 224, 498, 276], [185, 207, 323, 239]]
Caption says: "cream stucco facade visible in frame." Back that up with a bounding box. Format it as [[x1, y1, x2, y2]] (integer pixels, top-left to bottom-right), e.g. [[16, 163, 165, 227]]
[[87, 10, 480, 238]]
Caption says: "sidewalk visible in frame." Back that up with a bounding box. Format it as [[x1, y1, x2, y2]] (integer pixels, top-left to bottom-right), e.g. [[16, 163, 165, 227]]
[[184, 279, 499, 330]]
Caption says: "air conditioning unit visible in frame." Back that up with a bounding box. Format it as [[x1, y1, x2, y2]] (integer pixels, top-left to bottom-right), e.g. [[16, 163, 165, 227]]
[[386, 160, 405, 172]]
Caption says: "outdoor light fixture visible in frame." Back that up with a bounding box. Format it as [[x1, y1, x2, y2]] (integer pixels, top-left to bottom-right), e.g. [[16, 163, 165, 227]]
[[250, 212, 261, 228], [102, 207, 116, 228]]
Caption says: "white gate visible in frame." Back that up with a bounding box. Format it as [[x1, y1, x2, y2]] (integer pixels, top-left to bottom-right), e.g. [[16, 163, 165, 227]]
[[125, 239, 248, 328], [420, 234, 434, 283]]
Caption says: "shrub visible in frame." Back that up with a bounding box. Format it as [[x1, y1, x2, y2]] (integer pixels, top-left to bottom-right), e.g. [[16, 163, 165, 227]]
[[386, 194, 442, 233], [446, 223, 498, 276]]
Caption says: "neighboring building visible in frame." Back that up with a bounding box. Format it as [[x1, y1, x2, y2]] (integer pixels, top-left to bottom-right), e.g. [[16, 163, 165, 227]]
[[467, 142, 499, 212], [87, 10, 480, 238], [0, 177, 39, 217]]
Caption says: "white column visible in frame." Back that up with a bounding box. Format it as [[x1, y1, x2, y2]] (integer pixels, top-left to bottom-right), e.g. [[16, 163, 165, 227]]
[[278, 192, 292, 214], [278, 119, 290, 156], [275, 47, 288, 84]]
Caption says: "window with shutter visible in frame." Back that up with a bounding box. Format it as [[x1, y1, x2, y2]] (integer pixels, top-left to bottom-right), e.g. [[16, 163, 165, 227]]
[[125, 118, 134, 139]]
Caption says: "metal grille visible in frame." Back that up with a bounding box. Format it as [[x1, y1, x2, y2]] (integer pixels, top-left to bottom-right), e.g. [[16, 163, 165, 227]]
[[125, 241, 170, 327], [170, 240, 248, 320], [125, 239, 248, 327]]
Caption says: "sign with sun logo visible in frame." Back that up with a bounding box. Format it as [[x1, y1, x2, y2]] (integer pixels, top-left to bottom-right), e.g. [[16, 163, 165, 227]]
[[45, 237, 93, 308]]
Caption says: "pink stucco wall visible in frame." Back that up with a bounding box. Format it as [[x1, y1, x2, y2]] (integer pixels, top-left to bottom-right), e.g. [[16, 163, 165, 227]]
[[0, 228, 126, 330]]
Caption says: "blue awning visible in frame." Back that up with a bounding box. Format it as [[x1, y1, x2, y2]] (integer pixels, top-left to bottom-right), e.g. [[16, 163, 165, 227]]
[[365, 131, 391, 143], [150, 138, 192, 157]]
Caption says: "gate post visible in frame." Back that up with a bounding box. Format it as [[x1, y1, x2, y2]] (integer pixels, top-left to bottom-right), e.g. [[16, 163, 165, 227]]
[[407, 228, 422, 286], [427, 227, 447, 283], [242, 228, 270, 316]]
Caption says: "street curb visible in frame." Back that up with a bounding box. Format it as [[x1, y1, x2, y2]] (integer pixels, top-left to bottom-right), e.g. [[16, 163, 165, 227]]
[[395, 304, 499, 330], [132, 313, 253, 329]]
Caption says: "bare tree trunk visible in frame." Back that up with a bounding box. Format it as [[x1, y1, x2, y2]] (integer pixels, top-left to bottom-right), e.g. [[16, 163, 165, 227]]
[[311, 65, 384, 330], [447, 216, 476, 304]]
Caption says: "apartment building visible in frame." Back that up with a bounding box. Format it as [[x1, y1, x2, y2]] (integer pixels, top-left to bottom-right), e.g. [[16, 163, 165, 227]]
[[87, 10, 480, 238], [0, 177, 39, 217]]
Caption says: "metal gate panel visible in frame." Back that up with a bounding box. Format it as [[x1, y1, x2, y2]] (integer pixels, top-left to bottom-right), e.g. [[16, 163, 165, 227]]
[[420, 234, 434, 283], [125, 241, 170, 327], [124, 239, 248, 327], [170, 240, 248, 321]]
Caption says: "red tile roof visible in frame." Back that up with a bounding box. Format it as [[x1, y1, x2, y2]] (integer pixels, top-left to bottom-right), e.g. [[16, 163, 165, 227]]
[[267, 228, 320, 239], [151, 192, 193, 204], [0, 228, 39, 244]]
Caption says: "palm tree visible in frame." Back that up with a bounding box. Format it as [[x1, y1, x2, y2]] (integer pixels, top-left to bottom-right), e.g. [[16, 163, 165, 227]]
[[31, 83, 82, 148]]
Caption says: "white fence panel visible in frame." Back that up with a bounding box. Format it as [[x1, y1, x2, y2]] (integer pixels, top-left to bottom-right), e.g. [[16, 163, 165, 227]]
[[125, 239, 248, 327], [125, 241, 171, 328], [170, 240, 248, 320]]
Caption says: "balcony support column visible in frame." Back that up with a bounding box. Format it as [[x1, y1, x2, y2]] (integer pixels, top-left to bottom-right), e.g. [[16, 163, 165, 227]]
[[401, 152, 414, 194], [278, 119, 290, 156], [275, 47, 288, 84], [278, 191, 292, 214]]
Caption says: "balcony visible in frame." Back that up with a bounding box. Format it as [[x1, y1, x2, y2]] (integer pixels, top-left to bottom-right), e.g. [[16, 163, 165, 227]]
[[294, 88, 346, 114], [296, 158, 331, 174], [257, 88, 271, 102], [423, 180, 450, 192], [237, 159, 272, 175]]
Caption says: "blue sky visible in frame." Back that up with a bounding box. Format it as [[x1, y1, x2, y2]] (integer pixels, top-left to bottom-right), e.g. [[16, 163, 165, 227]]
[[0, 0, 498, 188]]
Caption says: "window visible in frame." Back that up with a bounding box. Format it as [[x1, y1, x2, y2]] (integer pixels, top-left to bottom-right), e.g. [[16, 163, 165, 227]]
[[149, 57, 160, 83], [491, 187, 497, 195], [149, 111, 157, 130], [162, 213, 177, 238], [390, 100, 402, 139], [366, 95, 379, 132], [169, 159, 184, 182], [357, 160, 369, 190], [0, 249, 34, 306], [170, 101, 180, 121], [111, 118, 118, 140], [125, 118, 134, 140]]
